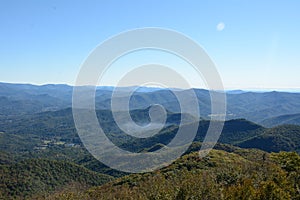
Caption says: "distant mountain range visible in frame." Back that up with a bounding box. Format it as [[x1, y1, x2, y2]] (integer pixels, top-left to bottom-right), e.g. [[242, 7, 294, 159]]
[[1, 82, 300, 126], [261, 113, 300, 127]]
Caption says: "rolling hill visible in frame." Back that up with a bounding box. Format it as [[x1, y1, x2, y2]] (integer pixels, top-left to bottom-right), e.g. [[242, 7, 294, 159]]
[[237, 124, 300, 153], [261, 113, 300, 127], [1, 106, 299, 156], [0, 159, 112, 199]]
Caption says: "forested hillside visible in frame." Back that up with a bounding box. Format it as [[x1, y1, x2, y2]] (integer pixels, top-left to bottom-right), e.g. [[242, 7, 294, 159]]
[[44, 149, 300, 200], [0, 159, 112, 199], [1, 107, 300, 157]]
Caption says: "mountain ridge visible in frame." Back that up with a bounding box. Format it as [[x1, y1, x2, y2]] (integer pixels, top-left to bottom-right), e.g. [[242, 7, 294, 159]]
[[1, 82, 300, 124]]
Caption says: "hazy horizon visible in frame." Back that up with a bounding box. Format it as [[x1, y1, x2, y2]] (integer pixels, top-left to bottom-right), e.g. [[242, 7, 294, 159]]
[[1, 81, 300, 93]]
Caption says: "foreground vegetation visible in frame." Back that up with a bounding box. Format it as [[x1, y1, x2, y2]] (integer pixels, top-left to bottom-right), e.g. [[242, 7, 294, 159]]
[[42, 149, 300, 200]]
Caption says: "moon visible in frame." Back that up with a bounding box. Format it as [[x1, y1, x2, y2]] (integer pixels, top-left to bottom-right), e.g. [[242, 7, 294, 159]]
[[216, 22, 225, 31]]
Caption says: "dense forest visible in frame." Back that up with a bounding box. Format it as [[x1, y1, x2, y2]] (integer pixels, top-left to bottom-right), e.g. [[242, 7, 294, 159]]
[[1, 144, 300, 199], [0, 159, 112, 199], [42, 149, 300, 200]]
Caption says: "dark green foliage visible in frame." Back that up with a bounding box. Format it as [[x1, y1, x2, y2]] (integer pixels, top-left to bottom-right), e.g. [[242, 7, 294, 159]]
[[0, 159, 112, 199], [238, 134, 294, 152], [0, 151, 13, 165], [238, 125, 300, 153], [18, 145, 127, 177], [218, 119, 264, 144]]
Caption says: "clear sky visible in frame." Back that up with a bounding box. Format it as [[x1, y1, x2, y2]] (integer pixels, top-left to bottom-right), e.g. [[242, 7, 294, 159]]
[[0, 0, 299, 89]]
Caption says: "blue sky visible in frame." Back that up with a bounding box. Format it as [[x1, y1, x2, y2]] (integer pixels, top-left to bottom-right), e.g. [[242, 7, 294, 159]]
[[0, 0, 299, 89]]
